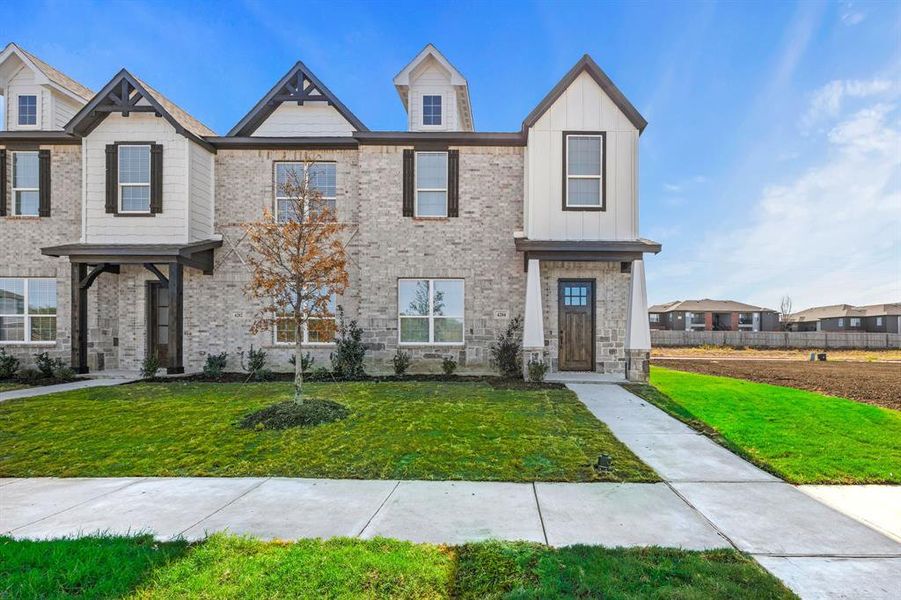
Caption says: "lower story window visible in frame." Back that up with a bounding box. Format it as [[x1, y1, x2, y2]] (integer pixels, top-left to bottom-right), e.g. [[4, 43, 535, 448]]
[[649, 314, 660, 323], [0, 278, 57, 343], [398, 278, 464, 344], [274, 292, 337, 345]]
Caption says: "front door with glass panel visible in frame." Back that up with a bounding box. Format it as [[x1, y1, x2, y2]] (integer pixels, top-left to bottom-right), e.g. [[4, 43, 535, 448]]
[[558, 280, 595, 371], [147, 282, 169, 365]]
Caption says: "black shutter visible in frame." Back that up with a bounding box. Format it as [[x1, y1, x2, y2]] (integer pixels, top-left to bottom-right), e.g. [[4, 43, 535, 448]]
[[447, 149, 459, 217], [0, 149, 6, 217], [402, 149, 414, 217], [105, 144, 118, 214], [38, 150, 51, 217], [150, 144, 163, 214]]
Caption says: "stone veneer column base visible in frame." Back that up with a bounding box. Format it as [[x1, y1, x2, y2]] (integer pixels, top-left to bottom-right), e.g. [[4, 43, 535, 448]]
[[626, 350, 650, 383]]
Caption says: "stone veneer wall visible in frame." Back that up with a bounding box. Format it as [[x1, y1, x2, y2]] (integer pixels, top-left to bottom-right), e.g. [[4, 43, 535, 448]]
[[539, 261, 630, 374]]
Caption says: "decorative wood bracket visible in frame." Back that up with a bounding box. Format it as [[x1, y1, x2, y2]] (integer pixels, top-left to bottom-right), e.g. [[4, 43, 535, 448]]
[[79, 263, 120, 290], [271, 68, 331, 106], [143, 263, 169, 285]]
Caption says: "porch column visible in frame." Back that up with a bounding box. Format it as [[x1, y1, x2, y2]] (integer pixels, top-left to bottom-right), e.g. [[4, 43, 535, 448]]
[[167, 262, 184, 374], [522, 258, 545, 379], [70, 263, 88, 374], [625, 258, 651, 382]]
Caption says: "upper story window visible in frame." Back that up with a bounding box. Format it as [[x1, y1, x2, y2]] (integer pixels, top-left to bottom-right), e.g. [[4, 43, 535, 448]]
[[17, 95, 37, 126], [563, 133, 605, 210], [838, 318, 844, 327], [876, 317, 884, 326], [275, 162, 337, 222], [0, 278, 57, 344], [118, 145, 151, 213], [422, 95, 442, 126], [649, 314, 660, 323], [850, 317, 861, 327], [415, 152, 447, 217], [398, 278, 464, 344], [12, 152, 39, 216]]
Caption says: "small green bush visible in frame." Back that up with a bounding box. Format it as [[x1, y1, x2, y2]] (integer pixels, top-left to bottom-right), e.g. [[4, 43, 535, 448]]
[[0, 348, 19, 379], [442, 356, 457, 376], [393, 350, 411, 376], [140, 355, 160, 378], [490, 315, 523, 378], [33, 352, 62, 378], [331, 306, 366, 378], [240, 345, 270, 380], [202, 352, 228, 377], [527, 359, 548, 383], [16, 368, 42, 383], [288, 352, 315, 372], [52, 365, 77, 381], [240, 399, 349, 430]]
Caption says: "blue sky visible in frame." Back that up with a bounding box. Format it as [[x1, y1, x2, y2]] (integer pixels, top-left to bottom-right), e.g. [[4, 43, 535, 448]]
[[3, 0, 899, 310]]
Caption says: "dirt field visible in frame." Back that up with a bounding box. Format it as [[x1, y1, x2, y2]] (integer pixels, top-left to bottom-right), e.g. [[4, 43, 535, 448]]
[[653, 359, 901, 411], [652, 346, 901, 362]]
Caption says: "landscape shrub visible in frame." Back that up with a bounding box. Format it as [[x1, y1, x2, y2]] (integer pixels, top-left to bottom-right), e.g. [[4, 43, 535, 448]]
[[240, 345, 272, 381], [527, 359, 548, 383], [442, 356, 458, 376], [331, 306, 366, 378], [16, 368, 43, 384], [288, 352, 315, 373], [33, 352, 62, 378], [52, 364, 76, 381], [490, 315, 523, 378], [140, 355, 160, 378], [392, 350, 411, 376], [202, 352, 228, 377], [0, 348, 19, 379]]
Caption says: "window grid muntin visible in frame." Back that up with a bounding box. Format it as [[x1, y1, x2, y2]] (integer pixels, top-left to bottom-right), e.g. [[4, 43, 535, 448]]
[[17, 95, 37, 126], [118, 144, 152, 213], [398, 278, 464, 345], [414, 152, 448, 217], [422, 95, 442, 126], [565, 134, 603, 208], [0, 278, 57, 344], [275, 162, 337, 222], [11, 151, 40, 216], [273, 291, 337, 345]]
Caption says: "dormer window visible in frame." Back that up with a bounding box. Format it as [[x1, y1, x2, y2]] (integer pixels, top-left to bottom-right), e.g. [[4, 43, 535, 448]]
[[118, 145, 152, 213], [422, 95, 442, 126], [17, 95, 37, 126]]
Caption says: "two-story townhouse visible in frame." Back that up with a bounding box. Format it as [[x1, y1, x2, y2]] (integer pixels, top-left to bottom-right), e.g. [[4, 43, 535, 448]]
[[1, 43, 660, 381]]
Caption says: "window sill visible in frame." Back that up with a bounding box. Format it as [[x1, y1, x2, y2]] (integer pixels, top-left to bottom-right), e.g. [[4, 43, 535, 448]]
[[412, 216, 450, 221], [562, 205, 606, 212], [3, 215, 43, 220], [0, 341, 57, 347], [114, 213, 156, 218], [268, 343, 336, 349], [398, 342, 465, 347]]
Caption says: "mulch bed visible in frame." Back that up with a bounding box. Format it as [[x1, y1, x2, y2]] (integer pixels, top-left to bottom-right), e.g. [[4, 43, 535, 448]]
[[141, 372, 565, 390], [653, 359, 901, 411]]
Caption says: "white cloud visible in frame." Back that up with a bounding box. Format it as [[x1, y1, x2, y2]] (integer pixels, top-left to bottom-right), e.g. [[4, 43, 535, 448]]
[[802, 78, 894, 130], [650, 101, 901, 309]]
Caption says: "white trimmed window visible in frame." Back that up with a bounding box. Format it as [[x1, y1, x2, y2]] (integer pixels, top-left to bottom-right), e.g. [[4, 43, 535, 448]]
[[275, 162, 336, 222], [17, 95, 37, 126], [876, 317, 883, 326], [415, 152, 447, 217], [564, 133, 603, 208], [0, 278, 57, 344], [838, 318, 844, 327], [118, 144, 151, 213], [850, 317, 861, 327], [649, 314, 660, 323], [422, 95, 442, 126], [398, 279, 464, 344], [12, 151, 40, 216], [274, 290, 337, 345]]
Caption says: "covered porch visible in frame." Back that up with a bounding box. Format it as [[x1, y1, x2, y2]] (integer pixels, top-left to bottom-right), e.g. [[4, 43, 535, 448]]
[[515, 238, 660, 382], [42, 239, 221, 374]]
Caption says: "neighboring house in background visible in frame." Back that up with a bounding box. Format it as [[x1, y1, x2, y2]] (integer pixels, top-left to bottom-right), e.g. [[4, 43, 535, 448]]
[[648, 299, 780, 332], [0, 43, 660, 381], [786, 303, 901, 333]]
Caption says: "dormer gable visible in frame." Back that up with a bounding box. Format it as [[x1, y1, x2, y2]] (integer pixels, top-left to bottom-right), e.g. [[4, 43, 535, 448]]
[[0, 43, 93, 131], [66, 69, 215, 151], [393, 44, 473, 132], [227, 61, 367, 137]]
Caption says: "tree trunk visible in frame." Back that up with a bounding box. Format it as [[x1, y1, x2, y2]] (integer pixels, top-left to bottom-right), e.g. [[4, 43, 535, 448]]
[[294, 319, 304, 405]]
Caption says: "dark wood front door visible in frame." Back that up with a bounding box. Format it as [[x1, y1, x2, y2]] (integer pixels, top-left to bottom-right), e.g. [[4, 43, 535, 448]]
[[146, 282, 169, 364], [558, 280, 595, 371]]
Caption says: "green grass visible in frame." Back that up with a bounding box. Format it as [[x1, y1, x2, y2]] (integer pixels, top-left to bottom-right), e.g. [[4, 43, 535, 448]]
[[0, 381, 26, 393], [0, 381, 655, 482], [0, 534, 796, 599], [626, 367, 901, 484]]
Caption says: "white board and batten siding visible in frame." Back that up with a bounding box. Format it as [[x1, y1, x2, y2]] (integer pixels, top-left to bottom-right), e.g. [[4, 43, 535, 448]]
[[407, 60, 458, 132], [83, 113, 215, 244], [525, 71, 639, 241], [253, 103, 355, 137]]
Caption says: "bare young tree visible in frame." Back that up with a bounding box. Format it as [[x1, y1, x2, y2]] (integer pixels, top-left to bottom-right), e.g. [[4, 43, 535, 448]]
[[242, 163, 350, 404], [780, 295, 793, 330]]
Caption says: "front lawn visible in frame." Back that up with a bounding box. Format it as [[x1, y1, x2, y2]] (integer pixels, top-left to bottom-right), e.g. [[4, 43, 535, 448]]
[[0, 381, 655, 482], [0, 534, 796, 599], [627, 367, 901, 484], [0, 381, 26, 393]]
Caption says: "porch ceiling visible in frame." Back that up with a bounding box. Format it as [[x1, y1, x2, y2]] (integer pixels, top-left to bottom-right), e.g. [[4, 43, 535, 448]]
[[41, 238, 222, 274]]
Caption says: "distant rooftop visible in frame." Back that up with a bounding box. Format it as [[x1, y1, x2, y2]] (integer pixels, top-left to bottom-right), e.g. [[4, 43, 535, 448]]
[[787, 302, 901, 322], [648, 299, 776, 313]]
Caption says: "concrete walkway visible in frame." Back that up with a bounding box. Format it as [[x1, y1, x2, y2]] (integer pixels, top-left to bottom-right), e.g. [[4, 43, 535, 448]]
[[570, 383, 901, 599], [0, 377, 139, 403]]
